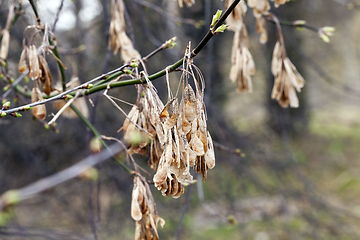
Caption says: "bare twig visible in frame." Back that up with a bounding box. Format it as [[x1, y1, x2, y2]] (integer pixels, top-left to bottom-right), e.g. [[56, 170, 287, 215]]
[[1, 69, 29, 100], [0, 142, 125, 211], [47, 92, 79, 125], [52, 0, 65, 32], [132, 0, 201, 26]]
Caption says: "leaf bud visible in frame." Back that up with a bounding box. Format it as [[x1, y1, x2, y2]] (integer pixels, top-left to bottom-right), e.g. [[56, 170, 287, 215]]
[[2, 101, 10, 110]]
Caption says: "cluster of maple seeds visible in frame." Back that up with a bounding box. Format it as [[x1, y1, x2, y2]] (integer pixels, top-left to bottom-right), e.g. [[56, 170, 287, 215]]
[[123, 67, 215, 199], [225, 0, 304, 108], [271, 41, 305, 108], [109, 0, 141, 63], [131, 175, 165, 240]]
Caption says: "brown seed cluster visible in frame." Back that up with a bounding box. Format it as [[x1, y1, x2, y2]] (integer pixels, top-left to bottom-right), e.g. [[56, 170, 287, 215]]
[[247, 0, 270, 44], [131, 175, 165, 240], [225, 0, 305, 108], [109, 0, 141, 63], [226, 0, 255, 93], [123, 65, 215, 199], [271, 41, 305, 108]]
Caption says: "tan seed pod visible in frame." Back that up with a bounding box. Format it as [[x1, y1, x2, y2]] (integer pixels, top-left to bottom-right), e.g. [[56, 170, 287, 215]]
[[31, 87, 46, 120], [18, 46, 28, 73], [38, 55, 53, 96], [0, 29, 10, 60], [28, 45, 40, 80]]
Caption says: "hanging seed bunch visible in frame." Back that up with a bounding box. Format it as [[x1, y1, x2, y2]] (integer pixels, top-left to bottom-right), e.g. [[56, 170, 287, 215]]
[[247, 0, 270, 44], [177, 0, 195, 8], [122, 84, 159, 159], [229, 26, 255, 92], [246, 0, 291, 43], [19, 24, 65, 96], [131, 175, 165, 240], [226, 0, 255, 93], [122, 46, 215, 198], [109, 0, 141, 63], [153, 47, 215, 198], [225, 0, 247, 32], [0, 5, 14, 64], [271, 40, 305, 108]]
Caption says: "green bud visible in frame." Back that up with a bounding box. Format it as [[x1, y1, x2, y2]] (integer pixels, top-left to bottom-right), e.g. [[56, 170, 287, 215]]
[[0, 211, 12, 226], [214, 24, 227, 33], [86, 84, 93, 89], [0, 74, 4, 79], [89, 137, 103, 154], [10, 112, 22, 118], [1, 190, 20, 207], [13, 98, 18, 103], [1, 61, 7, 67], [24, 76, 30, 82], [211, 10, 222, 27], [63, 94, 73, 100], [80, 167, 99, 181], [227, 215, 237, 225], [165, 37, 177, 49], [3, 85, 9, 91], [123, 68, 132, 74], [10, 78, 14, 83], [319, 33, 330, 43], [323, 26, 335, 33], [2, 101, 10, 110], [44, 123, 50, 130], [23, 105, 31, 111], [1, 99, 6, 104], [293, 20, 306, 26], [0, 111, 6, 118], [129, 59, 138, 68]]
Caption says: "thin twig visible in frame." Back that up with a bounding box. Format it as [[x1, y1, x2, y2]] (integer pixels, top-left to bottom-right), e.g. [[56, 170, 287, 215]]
[[0, 142, 125, 211], [52, 0, 65, 32], [4, 65, 128, 114], [48, 92, 79, 125], [1, 69, 28, 100], [132, 0, 200, 26]]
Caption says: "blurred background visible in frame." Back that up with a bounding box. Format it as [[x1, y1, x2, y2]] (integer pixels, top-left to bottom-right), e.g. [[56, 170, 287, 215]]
[[1, 0, 360, 239]]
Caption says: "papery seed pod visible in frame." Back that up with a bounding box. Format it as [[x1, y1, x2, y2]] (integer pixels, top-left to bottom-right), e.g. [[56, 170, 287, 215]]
[[28, 45, 40, 80], [204, 132, 215, 169], [18, 46, 28, 73], [38, 55, 53, 95], [0, 30, 10, 60], [131, 183, 142, 221], [31, 87, 46, 120], [225, 0, 247, 31]]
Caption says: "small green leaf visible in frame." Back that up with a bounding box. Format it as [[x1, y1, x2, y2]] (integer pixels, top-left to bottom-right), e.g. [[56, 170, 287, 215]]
[[214, 24, 227, 33], [211, 10, 222, 27]]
